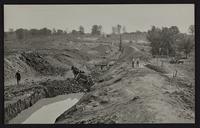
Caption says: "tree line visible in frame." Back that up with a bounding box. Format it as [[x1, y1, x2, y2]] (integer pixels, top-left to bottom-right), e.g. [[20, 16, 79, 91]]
[[5, 24, 130, 40], [147, 25, 194, 58], [5, 25, 105, 40], [5, 24, 194, 59]]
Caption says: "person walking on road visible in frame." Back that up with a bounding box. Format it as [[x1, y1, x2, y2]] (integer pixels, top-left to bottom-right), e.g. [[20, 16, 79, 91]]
[[132, 58, 135, 68], [136, 58, 140, 67], [15, 70, 21, 86]]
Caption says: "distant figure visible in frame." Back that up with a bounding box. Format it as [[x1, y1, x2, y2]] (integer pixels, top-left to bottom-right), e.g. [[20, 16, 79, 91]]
[[136, 58, 140, 67], [15, 70, 21, 85], [132, 58, 135, 68]]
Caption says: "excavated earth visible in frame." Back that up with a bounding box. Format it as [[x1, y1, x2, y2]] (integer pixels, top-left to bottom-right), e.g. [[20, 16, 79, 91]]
[[4, 40, 195, 124], [55, 45, 195, 124], [4, 47, 95, 123], [55, 62, 194, 123], [4, 77, 94, 123]]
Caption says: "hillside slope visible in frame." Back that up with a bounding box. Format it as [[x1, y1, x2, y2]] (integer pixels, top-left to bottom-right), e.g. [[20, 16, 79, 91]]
[[56, 45, 194, 123]]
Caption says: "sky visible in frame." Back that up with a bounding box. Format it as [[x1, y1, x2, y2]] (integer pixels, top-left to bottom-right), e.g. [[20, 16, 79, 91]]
[[4, 4, 194, 34]]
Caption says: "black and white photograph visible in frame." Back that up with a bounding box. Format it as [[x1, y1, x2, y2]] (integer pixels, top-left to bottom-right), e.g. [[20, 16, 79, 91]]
[[4, 4, 195, 124]]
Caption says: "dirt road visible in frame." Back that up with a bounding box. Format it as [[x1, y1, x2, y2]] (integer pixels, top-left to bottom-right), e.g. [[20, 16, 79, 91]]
[[56, 45, 194, 123]]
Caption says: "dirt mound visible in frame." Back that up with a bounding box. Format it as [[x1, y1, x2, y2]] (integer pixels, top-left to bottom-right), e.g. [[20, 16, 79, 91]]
[[20, 52, 68, 76], [4, 54, 37, 83], [118, 45, 151, 63], [56, 61, 194, 123], [5, 48, 92, 86], [145, 64, 168, 74], [91, 44, 112, 56]]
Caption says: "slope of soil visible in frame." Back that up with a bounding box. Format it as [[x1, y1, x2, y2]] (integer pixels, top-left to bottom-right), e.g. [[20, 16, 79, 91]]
[[55, 45, 194, 124], [9, 93, 83, 124], [4, 43, 98, 123], [56, 63, 194, 123], [4, 36, 194, 124], [4, 77, 94, 123], [4, 48, 93, 86]]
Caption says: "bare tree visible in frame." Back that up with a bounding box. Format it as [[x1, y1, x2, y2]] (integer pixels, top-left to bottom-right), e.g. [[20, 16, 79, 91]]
[[52, 28, 57, 34], [79, 26, 84, 34], [117, 24, 122, 34], [91, 25, 102, 35], [117, 24, 122, 51], [182, 36, 194, 58], [9, 28, 14, 33], [112, 26, 117, 34], [122, 26, 126, 33]]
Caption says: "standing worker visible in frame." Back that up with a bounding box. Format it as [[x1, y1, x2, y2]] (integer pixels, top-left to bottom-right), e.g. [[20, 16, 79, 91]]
[[136, 58, 140, 67], [15, 70, 21, 86], [132, 58, 135, 68]]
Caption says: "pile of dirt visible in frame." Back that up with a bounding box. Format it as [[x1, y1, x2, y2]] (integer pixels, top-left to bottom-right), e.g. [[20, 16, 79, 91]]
[[20, 52, 68, 76], [4, 48, 92, 85], [118, 45, 151, 63], [91, 44, 112, 56], [145, 64, 168, 74], [4, 54, 37, 83]]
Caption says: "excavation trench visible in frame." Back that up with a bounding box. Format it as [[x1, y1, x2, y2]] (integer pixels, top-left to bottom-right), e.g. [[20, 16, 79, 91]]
[[4, 78, 92, 124], [9, 93, 84, 124]]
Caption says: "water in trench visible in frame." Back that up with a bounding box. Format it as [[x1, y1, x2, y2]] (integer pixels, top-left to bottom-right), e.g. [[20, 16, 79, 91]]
[[9, 93, 84, 124]]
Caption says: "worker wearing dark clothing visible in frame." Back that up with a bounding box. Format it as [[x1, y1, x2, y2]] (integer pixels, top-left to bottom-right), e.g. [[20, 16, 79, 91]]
[[15, 71, 21, 85], [136, 60, 139, 67], [132, 58, 135, 68], [71, 66, 79, 78], [136, 58, 140, 67]]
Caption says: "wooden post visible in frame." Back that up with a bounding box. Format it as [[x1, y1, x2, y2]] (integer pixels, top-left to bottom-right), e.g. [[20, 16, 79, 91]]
[[119, 34, 122, 52], [161, 60, 164, 67], [175, 70, 177, 77], [157, 55, 159, 66]]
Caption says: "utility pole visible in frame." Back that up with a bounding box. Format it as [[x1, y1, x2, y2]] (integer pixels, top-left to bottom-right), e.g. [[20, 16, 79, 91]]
[[119, 34, 122, 52]]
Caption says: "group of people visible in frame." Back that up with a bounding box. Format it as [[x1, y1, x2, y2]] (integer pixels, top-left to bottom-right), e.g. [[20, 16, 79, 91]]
[[132, 58, 140, 68]]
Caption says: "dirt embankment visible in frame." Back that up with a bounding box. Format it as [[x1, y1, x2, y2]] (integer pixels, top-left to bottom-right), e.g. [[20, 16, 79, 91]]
[[4, 49, 91, 85], [4, 38, 194, 124], [55, 45, 194, 124], [55, 62, 194, 123], [4, 48, 95, 123]]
